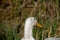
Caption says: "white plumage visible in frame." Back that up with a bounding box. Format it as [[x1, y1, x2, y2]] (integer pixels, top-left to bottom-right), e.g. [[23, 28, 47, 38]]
[[21, 17, 42, 40]]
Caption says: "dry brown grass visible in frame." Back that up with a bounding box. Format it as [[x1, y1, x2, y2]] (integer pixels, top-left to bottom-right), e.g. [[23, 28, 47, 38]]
[[0, 0, 60, 40]]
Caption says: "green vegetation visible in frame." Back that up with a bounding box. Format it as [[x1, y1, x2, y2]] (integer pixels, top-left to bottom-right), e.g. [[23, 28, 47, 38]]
[[0, 0, 60, 40]]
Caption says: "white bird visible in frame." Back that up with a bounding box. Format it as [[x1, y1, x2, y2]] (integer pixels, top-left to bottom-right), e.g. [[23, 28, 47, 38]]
[[21, 17, 42, 40]]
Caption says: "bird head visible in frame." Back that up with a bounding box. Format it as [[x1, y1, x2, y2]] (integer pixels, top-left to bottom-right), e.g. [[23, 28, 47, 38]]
[[25, 17, 42, 28]]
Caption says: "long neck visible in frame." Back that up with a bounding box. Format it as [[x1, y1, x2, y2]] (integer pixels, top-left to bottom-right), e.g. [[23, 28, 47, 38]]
[[24, 24, 33, 38]]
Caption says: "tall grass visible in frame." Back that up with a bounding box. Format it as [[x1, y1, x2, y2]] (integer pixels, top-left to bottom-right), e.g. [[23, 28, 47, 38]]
[[0, 0, 60, 40]]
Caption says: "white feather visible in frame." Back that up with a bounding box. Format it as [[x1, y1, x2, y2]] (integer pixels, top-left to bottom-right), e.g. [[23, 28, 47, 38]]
[[21, 17, 37, 40]]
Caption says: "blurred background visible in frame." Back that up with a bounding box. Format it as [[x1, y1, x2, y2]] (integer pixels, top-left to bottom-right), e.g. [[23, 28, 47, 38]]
[[0, 0, 60, 40]]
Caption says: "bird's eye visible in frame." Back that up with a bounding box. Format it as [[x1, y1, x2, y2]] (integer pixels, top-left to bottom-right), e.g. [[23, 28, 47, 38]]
[[34, 18, 35, 20], [33, 18, 36, 20], [31, 18, 36, 21]]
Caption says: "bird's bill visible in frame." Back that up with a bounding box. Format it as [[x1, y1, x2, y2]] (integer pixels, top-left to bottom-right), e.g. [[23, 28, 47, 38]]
[[36, 23, 42, 28]]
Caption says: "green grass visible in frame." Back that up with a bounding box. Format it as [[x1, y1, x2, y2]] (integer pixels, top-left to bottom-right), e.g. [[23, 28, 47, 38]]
[[0, 0, 60, 40]]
